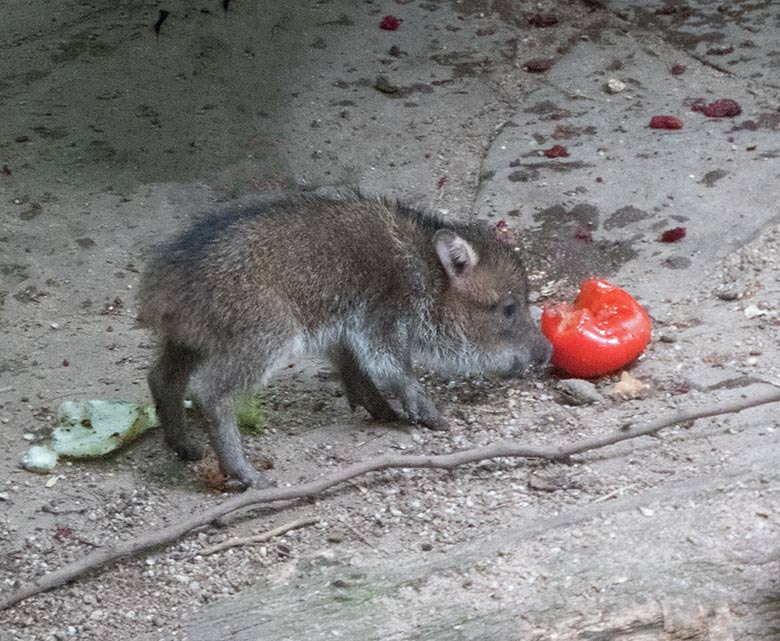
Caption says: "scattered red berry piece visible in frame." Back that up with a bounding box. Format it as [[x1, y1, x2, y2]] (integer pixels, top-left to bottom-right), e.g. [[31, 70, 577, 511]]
[[436, 176, 447, 189], [660, 227, 686, 243], [670, 64, 686, 75], [544, 144, 569, 158], [701, 99, 741, 118], [495, 220, 509, 242], [54, 527, 74, 542], [574, 225, 592, 242], [649, 115, 683, 130], [62, 359, 70, 367], [379, 15, 400, 31], [671, 381, 690, 395]]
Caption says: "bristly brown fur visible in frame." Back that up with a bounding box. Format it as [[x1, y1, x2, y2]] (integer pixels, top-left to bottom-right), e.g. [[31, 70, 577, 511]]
[[138, 191, 551, 487]]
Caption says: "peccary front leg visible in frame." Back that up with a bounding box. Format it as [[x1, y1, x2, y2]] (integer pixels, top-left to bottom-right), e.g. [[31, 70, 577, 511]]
[[394, 382, 450, 431], [328, 344, 400, 422], [354, 344, 450, 431], [148, 340, 204, 461]]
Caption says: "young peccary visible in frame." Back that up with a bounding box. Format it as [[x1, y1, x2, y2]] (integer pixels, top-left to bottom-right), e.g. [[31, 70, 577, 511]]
[[138, 193, 551, 488]]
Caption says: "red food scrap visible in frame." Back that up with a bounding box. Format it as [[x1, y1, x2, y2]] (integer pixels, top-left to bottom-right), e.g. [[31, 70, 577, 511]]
[[595, 176, 604, 183], [574, 224, 592, 242], [670, 64, 686, 75], [671, 380, 690, 395], [699, 98, 741, 118], [524, 58, 555, 73], [436, 176, 447, 189], [544, 144, 569, 158], [690, 98, 706, 112], [660, 227, 686, 243], [495, 220, 509, 242], [53, 527, 73, 542], [379, 15, 400, 31], [649, 115, 683, 130], [746, 145, 756, 152], [707, 46, 733, 56], [528, 13, 558, 28], [62, 359, 70, 367]]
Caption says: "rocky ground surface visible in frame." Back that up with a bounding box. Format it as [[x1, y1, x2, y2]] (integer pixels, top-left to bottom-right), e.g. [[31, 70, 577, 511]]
[[1, 1, 779, 640]]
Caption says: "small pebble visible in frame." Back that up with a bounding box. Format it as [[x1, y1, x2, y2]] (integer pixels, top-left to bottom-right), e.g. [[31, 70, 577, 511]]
[[557, 379, 603, 405], [21, 445, 58, 473], [715, 288, 739, 301], [744, 304, 766, 319]]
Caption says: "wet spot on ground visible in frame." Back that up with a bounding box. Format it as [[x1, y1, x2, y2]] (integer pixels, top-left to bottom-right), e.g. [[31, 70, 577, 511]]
[[525, 203, 637, 283], [604, 205, 651, 230], [700, 169, 728, 187]]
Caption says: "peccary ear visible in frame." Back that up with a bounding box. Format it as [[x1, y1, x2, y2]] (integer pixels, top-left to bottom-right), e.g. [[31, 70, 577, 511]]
[[434, 229, 479, 282]]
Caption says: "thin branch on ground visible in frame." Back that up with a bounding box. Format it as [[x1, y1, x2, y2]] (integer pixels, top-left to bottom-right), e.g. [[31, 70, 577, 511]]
[[199, 516, 319, 556], [590, 483, 638, 504], [1, 382, 779, 612]]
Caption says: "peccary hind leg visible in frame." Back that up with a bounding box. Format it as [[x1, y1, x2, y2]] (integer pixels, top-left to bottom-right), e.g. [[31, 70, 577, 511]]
[[148, 340, 204, 461], [189, 358, 273, 489]]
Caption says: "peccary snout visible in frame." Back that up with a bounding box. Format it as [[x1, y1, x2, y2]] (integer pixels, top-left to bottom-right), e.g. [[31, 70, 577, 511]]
[[511, 333, 553, 375]]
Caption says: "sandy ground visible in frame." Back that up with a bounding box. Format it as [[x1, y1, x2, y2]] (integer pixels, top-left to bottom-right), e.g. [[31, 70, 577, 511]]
[[1, 1, 780, 640]]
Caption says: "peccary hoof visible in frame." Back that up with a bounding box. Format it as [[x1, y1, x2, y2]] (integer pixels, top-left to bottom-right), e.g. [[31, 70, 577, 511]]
[[238, 470, 275, 490], [419, 414, 450, 431]]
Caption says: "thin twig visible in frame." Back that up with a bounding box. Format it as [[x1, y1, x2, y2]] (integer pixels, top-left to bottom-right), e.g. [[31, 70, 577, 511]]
[[199, 517, 319, 556], [590, 484, 638, 504], [1, 382, 778, 612]]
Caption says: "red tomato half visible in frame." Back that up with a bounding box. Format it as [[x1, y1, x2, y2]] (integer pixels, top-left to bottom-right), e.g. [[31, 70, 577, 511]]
[[541, 279, 652, 378]]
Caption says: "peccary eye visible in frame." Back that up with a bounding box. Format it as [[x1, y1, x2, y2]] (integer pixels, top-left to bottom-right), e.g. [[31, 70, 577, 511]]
[[502, 302, 517, 318]]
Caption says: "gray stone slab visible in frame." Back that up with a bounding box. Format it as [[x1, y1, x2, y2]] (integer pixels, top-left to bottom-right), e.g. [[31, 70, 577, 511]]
[[613, 0, 780, 92], [474, 30, 780, 304], [184, 403, 780, 640]]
